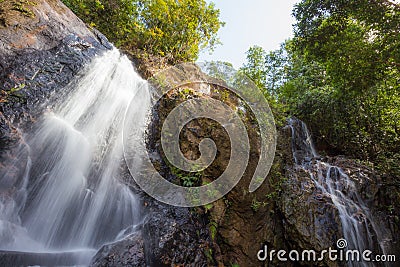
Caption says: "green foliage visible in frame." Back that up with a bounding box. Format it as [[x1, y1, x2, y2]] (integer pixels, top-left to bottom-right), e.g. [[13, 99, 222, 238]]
[[242, 45, 288, 97], [10, 83, 26, 93], [240, 46, 288, 127], [209, 220, 218, 240], [251, 198, 262, 212], [293, 0, 400, 95], [204, 203, 213, 213], [241, 46, 268, 92], [170, 166, 202, 187], [376, 153, 400, 178], [264, 162, 287, 201], [289, 0, 400, 161], [204, 247, 214, 263], [242, 0, 400, 169], [62, 0, 224, 63]]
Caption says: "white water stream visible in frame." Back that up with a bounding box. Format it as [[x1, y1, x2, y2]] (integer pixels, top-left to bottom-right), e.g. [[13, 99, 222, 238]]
[[288, 118, 387, 267], [0, 49, 150, 266]]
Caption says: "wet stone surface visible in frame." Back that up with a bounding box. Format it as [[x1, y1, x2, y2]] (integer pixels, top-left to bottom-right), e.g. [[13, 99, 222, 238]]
[[0, 33, 111, 155]]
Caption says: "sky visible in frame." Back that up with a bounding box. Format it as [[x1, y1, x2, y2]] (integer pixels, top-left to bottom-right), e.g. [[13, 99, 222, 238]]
[[198, 0, 299, 68]]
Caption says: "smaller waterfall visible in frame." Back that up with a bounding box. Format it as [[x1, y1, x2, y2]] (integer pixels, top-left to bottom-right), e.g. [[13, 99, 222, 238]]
[[0, 49, 150, 266], [288, 118, 385, 267]]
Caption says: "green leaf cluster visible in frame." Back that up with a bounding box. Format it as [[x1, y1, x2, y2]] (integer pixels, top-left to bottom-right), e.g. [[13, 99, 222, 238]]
[[241, 0, 400, 169], [62, 0, 224, 63]]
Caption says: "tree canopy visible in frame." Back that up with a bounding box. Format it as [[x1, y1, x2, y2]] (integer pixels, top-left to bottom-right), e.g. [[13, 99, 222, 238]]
[[62, 0, 224, 63], [241, 0, 400, 174]]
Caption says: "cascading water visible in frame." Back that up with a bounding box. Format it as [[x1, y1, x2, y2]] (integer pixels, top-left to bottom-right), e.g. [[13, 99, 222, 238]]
[[0, 49, 150, 266], [288, 117, 386, 267]]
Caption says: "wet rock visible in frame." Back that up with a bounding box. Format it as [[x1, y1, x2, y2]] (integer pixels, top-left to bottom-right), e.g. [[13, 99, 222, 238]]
[[89, 193, 214, 267], [0, 250, 94, 267], [0, 0, 96, 56], [278, 118, 398, 267], [280, 167, 343, 267], [0, 2, 215, 266], [90, 232, 146, 267], [0, 0, 112, 162], [142, 206, 211, 266]]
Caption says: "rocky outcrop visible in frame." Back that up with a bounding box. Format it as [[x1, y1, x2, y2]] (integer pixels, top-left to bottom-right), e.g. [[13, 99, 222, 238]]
[[0, 0, 98, 56], [148, 85, 399, 267], [90, 196, 214, 267], [142, 204, 212, 266], [0, 0, 111, 156], [142, 75, 291, 266], [90, 231, 146, 267]]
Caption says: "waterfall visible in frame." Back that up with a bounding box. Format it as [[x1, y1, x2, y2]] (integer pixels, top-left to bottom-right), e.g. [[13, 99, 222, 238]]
[[288, 118, 386, 267], [0, 49, 150, 266]]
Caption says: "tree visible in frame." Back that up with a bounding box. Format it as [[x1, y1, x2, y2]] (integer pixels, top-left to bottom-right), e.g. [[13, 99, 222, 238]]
[[289, 0, 400, 159], [241, 0, 400, 163], [62, 0, 224, 63], [240, 45, 289, 126], [241, 44, 289, 98], [293, 0, 400, 94]]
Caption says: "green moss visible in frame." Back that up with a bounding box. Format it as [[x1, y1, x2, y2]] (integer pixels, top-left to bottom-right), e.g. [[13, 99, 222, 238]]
[[204, 248, 214, 263], [204, 203, 213, 213], [209, 220, 218, 240], [220, 89, 230, 102], [12, 0, 37, 18], [265, 160, 288, 202], [10, 83, 25, 93], [387, 205, 395, 214], [251, 198, 262, 212], [177, 87, 196, 98]]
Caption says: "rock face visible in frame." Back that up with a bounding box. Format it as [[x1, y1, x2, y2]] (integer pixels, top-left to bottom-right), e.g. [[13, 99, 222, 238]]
[[148, 85, 399, 267], [280, 165, 343, 266], [279, 118, 399, 266], [0, 0, 111, 156], [90, 194, 214, 266], [142, 205, 212, 266], [90, 231, 146, 267], [0, 0, 98, 56], [143, 74, 288, 266]]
